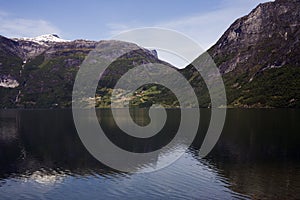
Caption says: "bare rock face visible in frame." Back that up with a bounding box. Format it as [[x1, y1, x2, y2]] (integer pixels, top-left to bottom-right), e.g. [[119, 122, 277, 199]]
[[0, 36, 24, 58], [0, 34, 170, 108], [1, 0, 300, 108], [183, 0, 300, 108], [208, 0, 300, 74], [15, 40, 49, 60], [12, 34, 70, 59]]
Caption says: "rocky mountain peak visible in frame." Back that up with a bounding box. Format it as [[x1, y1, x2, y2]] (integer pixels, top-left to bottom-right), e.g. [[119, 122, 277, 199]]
[[182, 0, 300, 108], [10, 34, 70, 59], [32, 34, 68, 43], [14, 34, 69, 46], [1, 0, 300, 108], [208, 0, 300, 74]]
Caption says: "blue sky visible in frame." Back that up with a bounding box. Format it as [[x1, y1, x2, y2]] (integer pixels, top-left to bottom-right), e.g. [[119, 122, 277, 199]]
[[0, 0, 270, 67]]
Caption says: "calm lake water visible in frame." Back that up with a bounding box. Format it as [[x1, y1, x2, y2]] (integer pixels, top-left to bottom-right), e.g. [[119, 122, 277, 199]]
[[0, 109, 299, 199]]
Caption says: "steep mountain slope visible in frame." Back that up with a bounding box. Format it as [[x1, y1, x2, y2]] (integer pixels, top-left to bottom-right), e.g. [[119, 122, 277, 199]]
[[0, 35, 167, 108], [183, 0, 300, 108], [15, 34, 69, 45], [1, 0, 300, 108]]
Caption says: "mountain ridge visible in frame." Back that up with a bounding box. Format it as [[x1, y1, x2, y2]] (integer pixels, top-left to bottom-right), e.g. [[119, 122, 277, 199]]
[[182, 0, 300, 108], [0, 35, 164, 108], [1, 0, 300, 108]]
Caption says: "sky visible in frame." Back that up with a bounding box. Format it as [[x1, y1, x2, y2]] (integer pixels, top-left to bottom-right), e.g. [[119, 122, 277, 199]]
[[0, 0, 271, 68]]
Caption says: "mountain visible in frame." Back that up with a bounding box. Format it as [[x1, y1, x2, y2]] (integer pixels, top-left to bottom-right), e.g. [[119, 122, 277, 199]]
[[14, 34, 69, 46], [182, 0, 300, 108], [0, 34, 166, 108], [1, 0, 300, 108]]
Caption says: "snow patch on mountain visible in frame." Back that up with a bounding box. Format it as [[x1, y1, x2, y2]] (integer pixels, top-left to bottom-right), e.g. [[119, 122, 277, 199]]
[[14, 34, 70, 46], [0, 76, 19, 88]]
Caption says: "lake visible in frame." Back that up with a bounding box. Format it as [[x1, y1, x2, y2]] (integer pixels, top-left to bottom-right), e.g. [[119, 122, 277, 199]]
[[0, 109, 299, 199]]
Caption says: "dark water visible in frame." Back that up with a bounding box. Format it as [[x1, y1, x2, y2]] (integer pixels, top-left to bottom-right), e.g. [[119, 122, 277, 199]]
[[0, 109, 299, 199]]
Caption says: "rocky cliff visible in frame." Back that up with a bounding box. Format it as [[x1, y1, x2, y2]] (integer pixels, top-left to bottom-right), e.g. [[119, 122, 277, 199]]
[[183, 0, 300, 108], [1, 0, 300, 108], [0, 34, 163, 108]]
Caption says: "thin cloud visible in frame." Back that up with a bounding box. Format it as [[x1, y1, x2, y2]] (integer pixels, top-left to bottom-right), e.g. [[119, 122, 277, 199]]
[[156, 9, 237, 50], [104, 8, 244, 68], [0, 11, 61, 38], [106, 0, 270, 50], [104, 0, 270, 68], [157, 1, 270, 49], [106, 22, 140, 37]]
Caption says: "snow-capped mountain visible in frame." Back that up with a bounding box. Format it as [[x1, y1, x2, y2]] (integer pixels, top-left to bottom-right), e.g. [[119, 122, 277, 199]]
[[14, 34, 69, 46]]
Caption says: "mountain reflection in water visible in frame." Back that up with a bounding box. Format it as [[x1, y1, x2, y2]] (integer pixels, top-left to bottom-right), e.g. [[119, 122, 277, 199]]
[[0, 109, 299, 199]]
